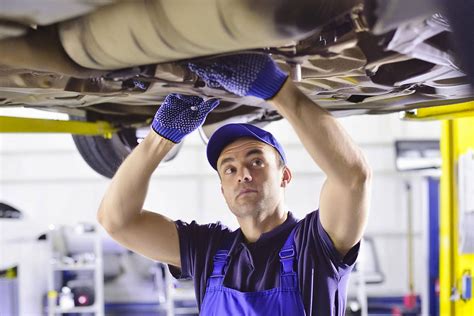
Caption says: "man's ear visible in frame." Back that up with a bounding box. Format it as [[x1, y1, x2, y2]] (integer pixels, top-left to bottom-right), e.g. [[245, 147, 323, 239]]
[[281, 166, 292, 187]]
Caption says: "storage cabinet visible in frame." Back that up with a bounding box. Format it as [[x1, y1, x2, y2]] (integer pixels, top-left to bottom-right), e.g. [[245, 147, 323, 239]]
[[47, 224, 104, 315]]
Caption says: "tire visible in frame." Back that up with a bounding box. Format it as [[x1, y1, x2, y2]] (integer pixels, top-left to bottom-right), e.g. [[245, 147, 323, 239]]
[[72, 130, 135, 178], [72, 125, 182, 178]]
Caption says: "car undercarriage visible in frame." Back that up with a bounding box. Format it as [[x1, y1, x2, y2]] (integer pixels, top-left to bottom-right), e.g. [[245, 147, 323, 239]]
[[1, 0, 472, 177]]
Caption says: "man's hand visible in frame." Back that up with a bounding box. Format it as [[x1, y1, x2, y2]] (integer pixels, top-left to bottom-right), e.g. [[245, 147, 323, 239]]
[[152, 94, 220, 143], [188, 53, 288, 100]]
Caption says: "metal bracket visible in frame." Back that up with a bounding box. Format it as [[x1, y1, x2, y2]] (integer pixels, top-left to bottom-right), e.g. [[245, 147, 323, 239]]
[[350, 4, 370, 33]]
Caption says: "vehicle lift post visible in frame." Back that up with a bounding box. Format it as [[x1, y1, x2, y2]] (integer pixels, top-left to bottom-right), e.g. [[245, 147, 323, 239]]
[[403, 100, 474, 316]]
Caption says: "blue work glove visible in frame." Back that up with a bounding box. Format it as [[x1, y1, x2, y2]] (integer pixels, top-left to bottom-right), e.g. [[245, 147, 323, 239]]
[[188, 53, 288, 100], [151, 94, 220, 143]]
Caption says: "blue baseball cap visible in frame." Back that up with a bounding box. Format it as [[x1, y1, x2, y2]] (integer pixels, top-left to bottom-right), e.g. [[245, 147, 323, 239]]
[[206, 123, 287, 170]]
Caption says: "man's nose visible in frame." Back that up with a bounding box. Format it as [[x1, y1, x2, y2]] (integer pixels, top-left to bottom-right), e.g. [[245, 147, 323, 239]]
[[238, 168, 252, 183]]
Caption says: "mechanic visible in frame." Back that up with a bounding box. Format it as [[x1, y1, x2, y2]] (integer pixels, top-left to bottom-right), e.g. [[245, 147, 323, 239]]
[[97, 54, 372, 315]]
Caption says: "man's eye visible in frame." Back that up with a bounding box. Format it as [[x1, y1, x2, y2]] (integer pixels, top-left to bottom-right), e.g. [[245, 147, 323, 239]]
[[224, 167, 234, 175], [252, 159, 264, 167]]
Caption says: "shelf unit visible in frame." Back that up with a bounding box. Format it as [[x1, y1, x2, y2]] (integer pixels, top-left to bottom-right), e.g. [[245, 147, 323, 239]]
[[52, 264, 97, 271], [49, 305, 99, 314], [47, 224, 104, 316], [164, 266, 198, 316]]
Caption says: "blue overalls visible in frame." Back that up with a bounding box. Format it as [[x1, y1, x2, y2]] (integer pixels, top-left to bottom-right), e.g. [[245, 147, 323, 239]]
[[200, 226, 306, 315]]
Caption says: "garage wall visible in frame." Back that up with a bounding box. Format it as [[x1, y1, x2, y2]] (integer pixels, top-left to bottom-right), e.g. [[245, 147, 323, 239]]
[[0, 110, 441, 312]]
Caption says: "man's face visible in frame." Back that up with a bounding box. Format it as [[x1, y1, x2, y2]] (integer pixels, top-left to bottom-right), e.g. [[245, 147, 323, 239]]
[[217, 138, 289, 218]]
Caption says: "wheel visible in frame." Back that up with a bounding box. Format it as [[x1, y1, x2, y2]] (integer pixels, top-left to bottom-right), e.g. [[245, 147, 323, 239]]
[[71, 121, 182, 178], [72, 129, 134, 178]]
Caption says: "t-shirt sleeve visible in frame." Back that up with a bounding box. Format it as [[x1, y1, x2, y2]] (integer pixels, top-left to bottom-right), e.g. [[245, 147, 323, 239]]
[[167, 219, 231, 280], [168, 220, 193, 280], [305, 210, 360, 276]]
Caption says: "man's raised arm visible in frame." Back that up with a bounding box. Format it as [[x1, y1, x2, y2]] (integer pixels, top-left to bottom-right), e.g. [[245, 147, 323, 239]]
[[97, 94, 219, 266], [269, 80, 372, 257]]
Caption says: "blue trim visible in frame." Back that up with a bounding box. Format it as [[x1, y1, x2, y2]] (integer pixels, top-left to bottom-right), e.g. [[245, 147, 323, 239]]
[[104, 302, 165, 316], [366, 295, 421, 305], [428, 177, 440, 316]]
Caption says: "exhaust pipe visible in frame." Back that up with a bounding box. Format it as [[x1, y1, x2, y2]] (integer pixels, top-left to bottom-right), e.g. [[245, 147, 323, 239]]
[[59, 0, 356, 69]]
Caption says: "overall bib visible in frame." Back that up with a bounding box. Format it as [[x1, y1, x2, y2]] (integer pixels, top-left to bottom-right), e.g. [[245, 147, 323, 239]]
[[200, 227, 306, 315]]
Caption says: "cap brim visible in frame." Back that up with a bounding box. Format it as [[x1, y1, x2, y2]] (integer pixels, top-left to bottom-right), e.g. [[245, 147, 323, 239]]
[[207, 124, 267, 170]]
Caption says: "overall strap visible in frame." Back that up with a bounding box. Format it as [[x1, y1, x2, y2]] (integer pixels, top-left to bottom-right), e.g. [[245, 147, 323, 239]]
[[279, 227, 297, 275], [279, 226, 299, 289], [208, 232, 234, 287]]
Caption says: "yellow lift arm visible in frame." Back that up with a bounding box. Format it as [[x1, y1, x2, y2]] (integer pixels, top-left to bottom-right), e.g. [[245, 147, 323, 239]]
[[401, 101, 474, 121], [0, 116, 117, 138]]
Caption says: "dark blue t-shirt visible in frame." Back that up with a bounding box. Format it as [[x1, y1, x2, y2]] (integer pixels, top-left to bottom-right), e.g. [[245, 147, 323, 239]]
[[169, 210, 360, 315]]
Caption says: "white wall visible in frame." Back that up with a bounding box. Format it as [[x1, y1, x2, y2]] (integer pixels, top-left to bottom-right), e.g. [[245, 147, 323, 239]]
[[0, 109, 441, 313]]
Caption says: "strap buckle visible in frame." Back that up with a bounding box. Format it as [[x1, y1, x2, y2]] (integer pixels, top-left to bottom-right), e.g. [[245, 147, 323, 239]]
[[213, 250, 229, 262], [279, 247, 295, 259]]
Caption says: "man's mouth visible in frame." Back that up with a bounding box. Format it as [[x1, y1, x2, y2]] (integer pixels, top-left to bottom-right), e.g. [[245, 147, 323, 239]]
[[237, 189, 258, 198]]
